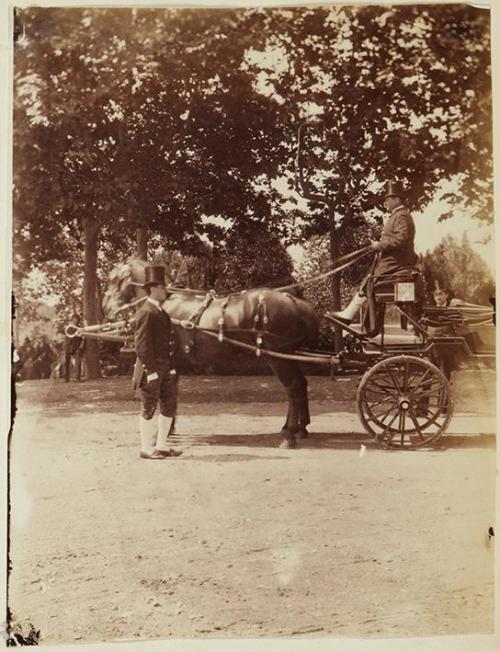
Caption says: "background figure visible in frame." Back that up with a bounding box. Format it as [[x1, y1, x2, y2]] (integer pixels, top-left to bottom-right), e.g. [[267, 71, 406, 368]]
[[30, 338, 43, 379], [65, 314, 86, 382], [133, 265, 182, 460], [18, 337, 34, 380], [38, 337, 54, 379], [50, 334, 66, 378], [432, 281, 459, 308], [428, 281, 460, 381], [12, 346, 23, 381]]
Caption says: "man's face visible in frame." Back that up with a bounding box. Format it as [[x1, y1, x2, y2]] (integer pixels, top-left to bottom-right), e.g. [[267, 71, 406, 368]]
[[150, 284, 167, 303], [433, 290, 448, 307], [384, 196, 400, 212]]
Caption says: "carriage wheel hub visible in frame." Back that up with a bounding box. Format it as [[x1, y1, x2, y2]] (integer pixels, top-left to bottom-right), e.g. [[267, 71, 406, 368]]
[[399, 397, 411, 411]]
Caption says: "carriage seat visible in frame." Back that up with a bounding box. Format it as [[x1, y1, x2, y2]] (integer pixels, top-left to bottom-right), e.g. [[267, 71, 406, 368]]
[[421, 306, 463, 328], [371, 270, 424, 305]]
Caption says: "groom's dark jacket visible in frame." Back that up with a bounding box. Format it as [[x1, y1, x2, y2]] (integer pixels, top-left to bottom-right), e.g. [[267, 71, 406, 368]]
[[132, 299, 174, 389]]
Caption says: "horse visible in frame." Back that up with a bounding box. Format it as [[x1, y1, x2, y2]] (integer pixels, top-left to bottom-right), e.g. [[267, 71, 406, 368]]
[[102, 258, 320, 448]]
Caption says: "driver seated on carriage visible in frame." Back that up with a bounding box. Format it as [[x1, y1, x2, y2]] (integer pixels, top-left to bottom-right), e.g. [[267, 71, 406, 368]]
[[329, 180, 421, 334]]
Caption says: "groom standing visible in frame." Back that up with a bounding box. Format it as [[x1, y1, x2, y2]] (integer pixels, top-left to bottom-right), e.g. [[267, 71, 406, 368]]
[[133, 265, 182, 460]]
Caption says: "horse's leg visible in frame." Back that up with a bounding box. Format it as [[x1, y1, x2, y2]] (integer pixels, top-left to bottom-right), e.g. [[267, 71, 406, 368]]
[[267, 359, 310, 449]]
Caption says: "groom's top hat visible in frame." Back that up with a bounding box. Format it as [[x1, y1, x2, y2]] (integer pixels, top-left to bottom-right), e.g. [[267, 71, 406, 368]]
[[143, 265, 166, 288]]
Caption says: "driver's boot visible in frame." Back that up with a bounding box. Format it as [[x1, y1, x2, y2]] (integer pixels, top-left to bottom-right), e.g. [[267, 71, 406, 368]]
[[328, 292, 367, 324]]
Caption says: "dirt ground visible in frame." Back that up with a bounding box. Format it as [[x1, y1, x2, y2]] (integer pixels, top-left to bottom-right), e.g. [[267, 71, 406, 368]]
[[7, 371, 497, 645]]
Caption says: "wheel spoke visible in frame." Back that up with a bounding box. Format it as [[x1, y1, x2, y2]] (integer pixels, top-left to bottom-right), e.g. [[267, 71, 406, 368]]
[[407, 368, 432, 393], [405, 366, 422, 392], [364, 397, 393, 410], [408, 408, 425, 439], [402, 360, 410, 391], [414, 384, 447, 400], [364, 387, 400, 399], [413, 405, 433, 417], [366, 379, 400, 394], [387, 367, 402, 392], [398, 410, 406, 446], [378, 410, 400, 443], [364, 401, 398, 425]]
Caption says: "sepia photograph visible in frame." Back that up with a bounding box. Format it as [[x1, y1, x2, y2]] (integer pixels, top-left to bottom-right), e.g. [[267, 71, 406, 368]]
[[4, 0, 498, 647]]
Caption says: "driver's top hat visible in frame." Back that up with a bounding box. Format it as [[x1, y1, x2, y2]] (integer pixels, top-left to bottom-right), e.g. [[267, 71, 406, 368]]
[[384, 180, 404, 199], [143, 265, 166, 288]]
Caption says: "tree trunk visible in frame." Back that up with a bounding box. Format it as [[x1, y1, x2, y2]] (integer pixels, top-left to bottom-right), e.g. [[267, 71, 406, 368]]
[[83, 217, 101, 379], [95, 277, 104, 324], [328, 206, 343, 353], [136, 226, 148, 260]]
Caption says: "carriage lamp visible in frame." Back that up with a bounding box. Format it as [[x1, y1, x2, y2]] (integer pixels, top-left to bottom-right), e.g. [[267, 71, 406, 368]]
[[395, 282, 415, 302]]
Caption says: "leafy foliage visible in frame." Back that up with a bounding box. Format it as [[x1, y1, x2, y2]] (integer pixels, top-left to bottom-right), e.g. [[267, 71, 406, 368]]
[[13, 5, 492, 364], [284, 7, 489, 234], [420, 234, 495, 305], [214, 221, 295, 294], [15, 5, 491, 259], [296, 235, 369, 348], [152, 244, 217, 290]]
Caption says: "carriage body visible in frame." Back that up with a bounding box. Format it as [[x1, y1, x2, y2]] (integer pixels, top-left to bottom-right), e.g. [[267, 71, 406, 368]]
[[326, 271, 495, 449]]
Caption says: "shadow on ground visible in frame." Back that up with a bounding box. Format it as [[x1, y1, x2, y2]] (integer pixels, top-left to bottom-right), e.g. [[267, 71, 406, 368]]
[[171, 431, 495, 452]]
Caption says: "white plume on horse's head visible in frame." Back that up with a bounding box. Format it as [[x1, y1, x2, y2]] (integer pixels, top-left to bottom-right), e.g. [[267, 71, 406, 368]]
[[102, 257, 148, 318]]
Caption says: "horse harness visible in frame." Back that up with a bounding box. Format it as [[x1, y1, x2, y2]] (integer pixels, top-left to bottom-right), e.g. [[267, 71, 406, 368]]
[[182, 290, 217, 355], [181, 290, 270, 356], [179, 289, 305, 359]]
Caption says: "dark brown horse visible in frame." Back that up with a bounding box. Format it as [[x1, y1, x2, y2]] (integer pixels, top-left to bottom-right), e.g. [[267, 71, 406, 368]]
[[103, 258, 320, 448]]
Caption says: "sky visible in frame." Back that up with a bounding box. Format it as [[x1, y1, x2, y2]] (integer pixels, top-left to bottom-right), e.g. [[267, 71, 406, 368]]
[[414, 203, 495, 269]]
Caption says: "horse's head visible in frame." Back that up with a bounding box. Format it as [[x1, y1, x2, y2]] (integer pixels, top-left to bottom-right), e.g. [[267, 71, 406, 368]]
[[102, 257, 148, 319]]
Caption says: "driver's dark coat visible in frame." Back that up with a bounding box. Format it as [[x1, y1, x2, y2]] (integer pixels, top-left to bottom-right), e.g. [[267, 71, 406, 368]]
[[373, 205, 418, 277], [132, 299, 174, 389]]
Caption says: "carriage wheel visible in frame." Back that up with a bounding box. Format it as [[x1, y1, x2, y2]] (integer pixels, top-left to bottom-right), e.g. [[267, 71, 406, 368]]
[[356, 355, 453, 449]]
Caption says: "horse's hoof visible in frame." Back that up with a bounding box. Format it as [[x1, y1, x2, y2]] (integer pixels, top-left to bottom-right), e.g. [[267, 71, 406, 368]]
[[297, 428, 309, 440], [279, 439, 296, 449]]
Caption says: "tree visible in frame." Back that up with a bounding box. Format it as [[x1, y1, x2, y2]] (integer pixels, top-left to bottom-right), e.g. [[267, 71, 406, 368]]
[[240, 4, 492, 345], [152, 244, 217, 291], [13, 8, 288, 326], [13, 5, 492, 374], [214, 222, 295, 294], [296, 225, 372, 348], [13, 9, 155, 375], [421, 234, 495, 306], [242, 4, 491, 218]]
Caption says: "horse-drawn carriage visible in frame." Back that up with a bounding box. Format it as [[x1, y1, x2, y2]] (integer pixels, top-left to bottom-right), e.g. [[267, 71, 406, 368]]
[[326, 270, 495, 449], [66, 255, 495, 451]]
